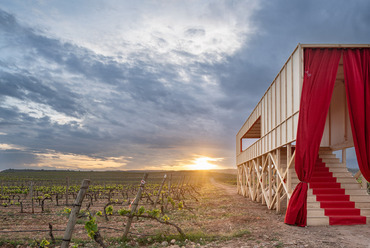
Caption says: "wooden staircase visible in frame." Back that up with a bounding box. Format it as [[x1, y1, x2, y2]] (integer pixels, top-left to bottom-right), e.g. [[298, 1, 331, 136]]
[[292, 148, 370, 226]]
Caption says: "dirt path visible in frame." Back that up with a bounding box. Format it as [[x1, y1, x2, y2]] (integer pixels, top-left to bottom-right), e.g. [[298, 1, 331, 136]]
[[208, 178, 370, 248]]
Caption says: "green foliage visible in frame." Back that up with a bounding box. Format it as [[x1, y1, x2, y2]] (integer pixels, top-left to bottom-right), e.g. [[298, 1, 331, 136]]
[[96, 210, 102, 216], [40, 238, 50, 248], [105, 205, 113, 215], [118, 208, 131, 216], [85, 217, 98, 239], [162, 214, 170, 222], [168, 196, 175, 207], [178, 201, 183, 210], [146, 208, 160, 218], [64, 207, 71, 214], [137, 206, 145, 215]]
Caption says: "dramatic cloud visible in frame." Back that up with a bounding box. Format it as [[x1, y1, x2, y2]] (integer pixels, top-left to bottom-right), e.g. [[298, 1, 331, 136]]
[[0, 0, 369, 171]]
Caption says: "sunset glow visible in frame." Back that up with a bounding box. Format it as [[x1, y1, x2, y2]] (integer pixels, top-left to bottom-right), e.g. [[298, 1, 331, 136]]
[[186, 156, 223, 170]]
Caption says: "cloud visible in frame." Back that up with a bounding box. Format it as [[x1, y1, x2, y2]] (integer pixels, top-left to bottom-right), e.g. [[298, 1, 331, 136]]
[[0, 0, 369, 171]]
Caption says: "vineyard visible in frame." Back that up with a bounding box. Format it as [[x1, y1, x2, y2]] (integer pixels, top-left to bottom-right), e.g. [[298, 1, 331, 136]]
[[0, 169, 238, 247]]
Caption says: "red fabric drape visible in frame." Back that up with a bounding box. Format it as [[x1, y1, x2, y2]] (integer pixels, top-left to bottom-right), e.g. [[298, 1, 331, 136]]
[[284, 48, 341, 226], [343, 48, 370, 182]]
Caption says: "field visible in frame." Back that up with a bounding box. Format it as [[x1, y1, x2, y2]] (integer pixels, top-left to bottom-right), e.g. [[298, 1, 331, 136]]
[[0, 169, 369, 248]]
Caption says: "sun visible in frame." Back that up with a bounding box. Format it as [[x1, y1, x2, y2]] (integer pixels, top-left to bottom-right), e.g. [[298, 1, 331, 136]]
[[187, 156, 222, 170]]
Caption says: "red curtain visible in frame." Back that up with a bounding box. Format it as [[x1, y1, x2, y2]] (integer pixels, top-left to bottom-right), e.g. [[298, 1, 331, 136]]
[[343, 48, 370, 182], [284, 48, 341, 226]]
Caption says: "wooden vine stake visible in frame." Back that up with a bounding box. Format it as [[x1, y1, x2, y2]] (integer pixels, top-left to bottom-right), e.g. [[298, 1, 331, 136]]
[[123, 173, 148, 238], [153, 174, 167, 209], [61, 179, 90, 248], [66, 177, 69, 206], [30, 181, 34, 214]]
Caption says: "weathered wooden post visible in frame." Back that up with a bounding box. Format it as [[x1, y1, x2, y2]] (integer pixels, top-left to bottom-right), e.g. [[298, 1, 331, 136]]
[[61, 179, 90, 248], [153, 174, 167, 209], [123, 173, 148, 238], [165, 174, 172, 211], [66, 177, 69, 206], [30, 181, 34, 214]]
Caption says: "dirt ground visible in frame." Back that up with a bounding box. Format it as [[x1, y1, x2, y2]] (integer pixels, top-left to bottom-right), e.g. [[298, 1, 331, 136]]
[[1, 176, 370, 247], [207, 179, 370, 248]]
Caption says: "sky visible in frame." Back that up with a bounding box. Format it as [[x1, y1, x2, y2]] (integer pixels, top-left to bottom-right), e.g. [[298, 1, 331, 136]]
[[0, 0, 369, 171]]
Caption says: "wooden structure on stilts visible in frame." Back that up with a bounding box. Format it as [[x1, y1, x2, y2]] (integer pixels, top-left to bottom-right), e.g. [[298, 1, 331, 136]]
[[236, 44, 370, 225]]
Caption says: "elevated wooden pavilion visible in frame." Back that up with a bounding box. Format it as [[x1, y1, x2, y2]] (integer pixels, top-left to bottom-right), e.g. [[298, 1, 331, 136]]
[[236, 44, 370, 225]]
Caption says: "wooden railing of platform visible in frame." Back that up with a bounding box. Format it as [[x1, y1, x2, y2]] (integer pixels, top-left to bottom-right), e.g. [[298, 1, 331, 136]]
[[237, 143, 296, 213]]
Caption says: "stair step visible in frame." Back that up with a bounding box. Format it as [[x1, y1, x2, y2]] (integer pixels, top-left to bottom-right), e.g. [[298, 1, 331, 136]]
[[332, 172, 353, 177], [312, 188, 345, 194], [320, 201, 355, 208], [307, 216, 329, 226], [360, 208, 370, 216], [314, 167, 330, 172], [356, 202, 370, 208], [340, 183, 362, 189], [313, 171, 333, 177], [344, 189, 369, 195], [337, 178, 359, 184], [350, 195, 370, 202], [329, 167, 349, 173], [310, 182, 341, 189], [321, 158, 341, 163], [319, 154, 337, 158], [323, 163, 347, 168], [307, 202, 320, 208], [307, 208, 325, 217], [329, 215, 366, 225], [316, 194, 350, 201], [325, 208, 361, 216], [310, 177, 337, 183]]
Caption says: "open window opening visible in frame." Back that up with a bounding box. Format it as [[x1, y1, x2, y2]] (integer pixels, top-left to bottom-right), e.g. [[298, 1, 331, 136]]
[[240, 117, 261, 152]]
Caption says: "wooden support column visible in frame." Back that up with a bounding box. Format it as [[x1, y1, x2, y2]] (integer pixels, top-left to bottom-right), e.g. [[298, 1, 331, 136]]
[[237, 166, 240, 194], [342, 148, 346, 165], [268, 154, 272, 208], [276, 148, 281, 212], [286, 144, 292, 207], [261, 156, 266, 205], [252, 160, 257, 201]]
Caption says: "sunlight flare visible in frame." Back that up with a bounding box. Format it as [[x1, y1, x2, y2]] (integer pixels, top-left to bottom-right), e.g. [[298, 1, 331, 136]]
[[187, 156, 224, 170]]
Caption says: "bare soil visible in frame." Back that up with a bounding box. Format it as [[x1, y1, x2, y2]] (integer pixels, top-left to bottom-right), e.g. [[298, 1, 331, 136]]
[[0, 176, 370, 247], [207, 178, 370, 248]]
